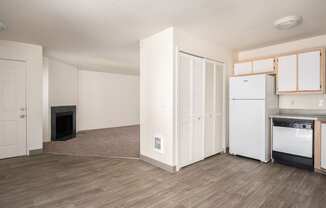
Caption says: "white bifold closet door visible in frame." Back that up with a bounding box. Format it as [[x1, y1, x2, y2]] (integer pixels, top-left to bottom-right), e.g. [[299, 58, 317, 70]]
[[204, 61, 223, 158], [214, 64, 224, 155], [178, 52, 223, 168], [204, 61, 215, 157], [191, 57, 205, 163], [178, 53, 193, 167], [178, 53, 205, 167]]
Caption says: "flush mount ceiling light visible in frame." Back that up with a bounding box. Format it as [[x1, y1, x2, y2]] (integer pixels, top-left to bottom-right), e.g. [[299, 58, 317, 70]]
[[0, 21, 7, 32], [274, 15, 303, 30]]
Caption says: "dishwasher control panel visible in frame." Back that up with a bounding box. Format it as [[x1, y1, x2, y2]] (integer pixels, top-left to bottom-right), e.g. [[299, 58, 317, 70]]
[[273, 118, 313, 129]]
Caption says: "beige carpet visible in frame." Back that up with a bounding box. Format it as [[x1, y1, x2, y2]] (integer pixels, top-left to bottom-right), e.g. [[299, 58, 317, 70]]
[[44, 125, 139, 159]]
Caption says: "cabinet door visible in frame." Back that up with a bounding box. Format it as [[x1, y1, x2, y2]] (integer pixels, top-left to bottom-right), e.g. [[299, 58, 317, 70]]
[[234, 62, 252, 75], [253, 58, 275, 73], [277, 55, 297, 93], [298, 51, 321, 91]]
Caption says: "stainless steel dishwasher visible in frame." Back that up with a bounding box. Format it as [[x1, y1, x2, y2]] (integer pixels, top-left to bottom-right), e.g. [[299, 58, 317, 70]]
[[272, 118, 314, 170]]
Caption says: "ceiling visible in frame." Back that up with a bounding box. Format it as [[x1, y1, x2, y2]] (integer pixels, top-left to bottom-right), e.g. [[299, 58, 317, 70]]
[[0, 0, 325, 74]]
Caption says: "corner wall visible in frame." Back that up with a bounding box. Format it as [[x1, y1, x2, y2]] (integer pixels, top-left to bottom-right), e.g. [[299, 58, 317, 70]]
[[140, 27, 175, 166], [140, 27, 233, 168]]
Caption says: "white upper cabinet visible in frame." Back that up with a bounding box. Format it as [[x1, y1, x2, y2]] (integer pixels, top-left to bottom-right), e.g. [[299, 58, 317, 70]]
[[298, 51, 321, 91], [277, 55, 297, 93], [234, 58, 275, 76], [253, 58, 275, 73], [234, 62, 252, 75]]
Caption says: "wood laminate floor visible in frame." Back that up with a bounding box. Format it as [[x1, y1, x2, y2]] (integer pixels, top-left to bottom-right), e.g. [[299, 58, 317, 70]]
[[1, 153, 326, 208], [44, 125, 140, 159]]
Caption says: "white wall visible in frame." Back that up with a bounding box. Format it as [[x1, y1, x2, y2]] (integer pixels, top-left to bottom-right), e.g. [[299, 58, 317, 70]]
[[0, 40, 43, 151], [140, 27, 233, 167], [140, 27, 175, 166], [49, 59, 78, 106], [237, 34, 326, 110], [78, 70, 139, 131]]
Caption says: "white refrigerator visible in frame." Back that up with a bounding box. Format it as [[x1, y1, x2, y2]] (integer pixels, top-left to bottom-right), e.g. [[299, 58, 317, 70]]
[[229, 74, 278, 162]]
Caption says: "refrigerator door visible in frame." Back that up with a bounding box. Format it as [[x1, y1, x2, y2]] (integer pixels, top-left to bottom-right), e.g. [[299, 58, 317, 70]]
[[230, 74, 266, 100], [229, 99, 266, 161]]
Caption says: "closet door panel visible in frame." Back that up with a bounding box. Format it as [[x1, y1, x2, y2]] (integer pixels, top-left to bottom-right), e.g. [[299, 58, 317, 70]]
[[177, 53, 193, 167], [192, 58, 205, 117], [192, 117, 204, 162], [214, 64, 224, 153], [204, 62, 215, 157], [191, 57, 205, 163], [178, 54, 192, 120], [179, 120, 192, 167]]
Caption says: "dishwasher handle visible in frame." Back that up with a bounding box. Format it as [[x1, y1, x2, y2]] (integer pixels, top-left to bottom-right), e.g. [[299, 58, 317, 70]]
[[272, 118, 314, 130]]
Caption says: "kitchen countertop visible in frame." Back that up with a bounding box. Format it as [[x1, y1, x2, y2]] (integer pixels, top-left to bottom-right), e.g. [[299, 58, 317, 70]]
[[270, 114, 326, 121]]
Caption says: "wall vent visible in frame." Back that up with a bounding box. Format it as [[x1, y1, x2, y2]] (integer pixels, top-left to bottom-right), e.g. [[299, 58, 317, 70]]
[[154, 136, 163, 153]]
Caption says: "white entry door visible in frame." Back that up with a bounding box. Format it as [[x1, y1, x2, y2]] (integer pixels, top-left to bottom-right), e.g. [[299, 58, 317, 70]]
[[0, 59, 27, 159]]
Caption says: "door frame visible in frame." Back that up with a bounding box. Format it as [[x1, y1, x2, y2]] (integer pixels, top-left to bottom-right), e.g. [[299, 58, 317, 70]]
[[0, 57, 28, 157], [175, 49, 226, 171]]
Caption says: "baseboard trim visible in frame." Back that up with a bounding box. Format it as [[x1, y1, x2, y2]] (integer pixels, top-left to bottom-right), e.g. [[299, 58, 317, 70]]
[[29, 149, 43, 155], [225, 147, 230, 153], [140, 154, 176, 173], [78, 124, 140, 133]]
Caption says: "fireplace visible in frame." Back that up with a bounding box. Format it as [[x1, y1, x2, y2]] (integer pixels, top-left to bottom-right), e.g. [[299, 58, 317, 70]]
[[51, 106, 76, 141]]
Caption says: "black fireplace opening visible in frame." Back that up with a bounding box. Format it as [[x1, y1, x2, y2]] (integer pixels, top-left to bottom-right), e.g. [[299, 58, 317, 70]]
[[51, 106, 76, 141]]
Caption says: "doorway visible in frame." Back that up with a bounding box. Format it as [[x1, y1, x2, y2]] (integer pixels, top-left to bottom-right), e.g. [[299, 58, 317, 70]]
[[0, 59, 27, 159]]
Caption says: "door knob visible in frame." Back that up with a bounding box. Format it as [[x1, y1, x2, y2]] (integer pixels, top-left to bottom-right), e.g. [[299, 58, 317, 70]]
[[19, 115, 26, 118]]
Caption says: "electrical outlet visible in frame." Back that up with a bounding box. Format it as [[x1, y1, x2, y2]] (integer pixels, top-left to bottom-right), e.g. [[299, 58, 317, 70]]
[[290, 100, 295, 105], [318, 99, 324, 107]]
